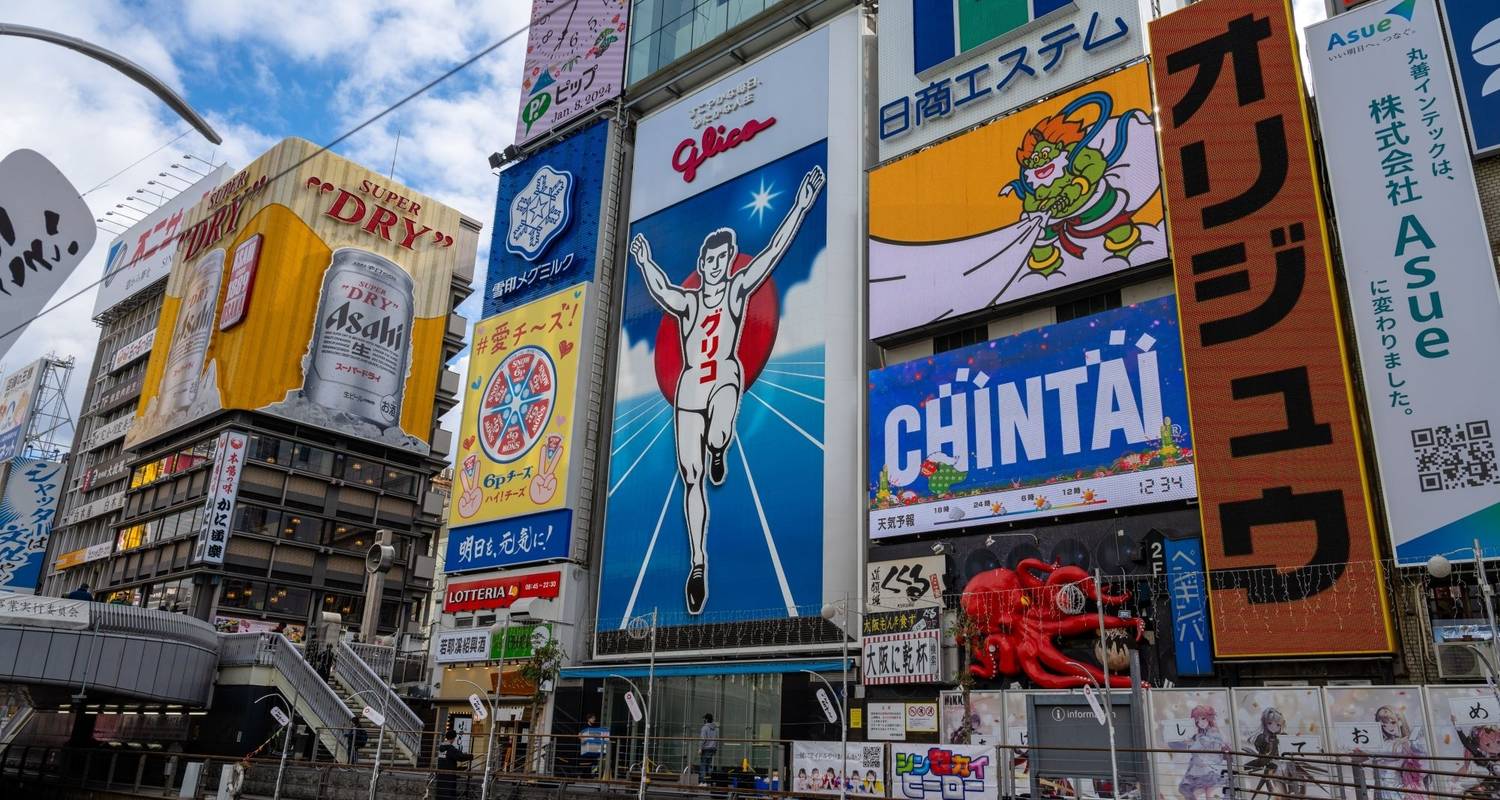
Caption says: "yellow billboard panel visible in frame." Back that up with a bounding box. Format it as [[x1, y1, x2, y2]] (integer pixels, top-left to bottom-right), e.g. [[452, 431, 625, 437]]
[[127, 138, 477, 454], [451, 284, 589, 528]]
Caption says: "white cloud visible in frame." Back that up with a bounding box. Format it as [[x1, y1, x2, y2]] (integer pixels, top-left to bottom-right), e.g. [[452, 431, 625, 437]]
[[612, 336, 659, 405], [773, 248, 827, 357]]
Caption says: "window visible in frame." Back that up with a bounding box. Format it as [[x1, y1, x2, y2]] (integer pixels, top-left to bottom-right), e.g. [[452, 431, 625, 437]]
[[153, 578, 192, 613], [220, 578, 264, 611], [248, 434, 290, 466], [116, 524, 146, 552], [328, 524, 376, 552], [321, 592, 362, 618], [626, 0, 774, 86], [266, 584, 311, 618], [341, 456, 380, 488], [280, 514, 323, 544], [1055, 289, 1122, 323], [234, 505, 282, 537], [290, 443, 334, 475], [382, 467, 418, 496], [932, 324, 988, 355]]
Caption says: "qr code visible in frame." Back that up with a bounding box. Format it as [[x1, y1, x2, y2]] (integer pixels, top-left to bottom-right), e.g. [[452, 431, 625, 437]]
[[1412, 420, 1500, 492]]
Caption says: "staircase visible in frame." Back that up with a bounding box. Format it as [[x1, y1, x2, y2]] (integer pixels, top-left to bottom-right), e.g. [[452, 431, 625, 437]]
[[329, 680, 417, 768]]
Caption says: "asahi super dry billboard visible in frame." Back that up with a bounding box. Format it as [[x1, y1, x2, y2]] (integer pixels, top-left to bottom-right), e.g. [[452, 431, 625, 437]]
[[127, 138, 478, 454]]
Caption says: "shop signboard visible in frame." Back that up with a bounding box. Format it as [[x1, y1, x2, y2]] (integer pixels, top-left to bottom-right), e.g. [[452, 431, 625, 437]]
[[791, 741, 887, 795], [1149, 0, 1393, 657], [1310, 0, 1500, 567], [449, 284, 591, 569], [488, 120, 613, 314], [597, 16, 863, 645], [192, 431, 247, 566], [95, 167, 229, 315], [862, 628, 941, 686], [869, 296, 1194, 538], [869, 62, 1167, 339], [1437, 0, 1500, 157], [126, 138, 475, 456], [110, 330, 156, 372], [53, 541, 112, 572], [890, 743, 999, 800], [0, 149, 96, 360], [0, 591, 89, 628], [875, 0, 1145, 162], [862, 606, 940, 637], [435, 629, 491, 664], [516, 1, 629, 146], [867, 555, 944, 613], [0, 457, 63, 593], [0, 360, 44, 461], [1163, 536, 1213, 676], [443, 570, 562, 613]]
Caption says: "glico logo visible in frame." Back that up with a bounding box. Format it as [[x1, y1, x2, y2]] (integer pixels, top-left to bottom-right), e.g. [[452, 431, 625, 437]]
[[1325, 0, 1415, 51], [912, 0, 1076, 74], [671, 116, 777, 183]]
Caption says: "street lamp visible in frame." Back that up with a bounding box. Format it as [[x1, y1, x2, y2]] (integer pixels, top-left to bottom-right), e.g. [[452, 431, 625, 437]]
[[252, 693, 294, 800], [606, 673, 651, 800], [622, 609, 658, 800], [345, 688, 392, 800], [451, 677, 501, 800], [820, 593, 860, 800]]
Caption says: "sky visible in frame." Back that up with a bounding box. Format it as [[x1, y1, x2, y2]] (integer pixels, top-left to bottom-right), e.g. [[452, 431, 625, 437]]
[[0, 0, 1331, 455]]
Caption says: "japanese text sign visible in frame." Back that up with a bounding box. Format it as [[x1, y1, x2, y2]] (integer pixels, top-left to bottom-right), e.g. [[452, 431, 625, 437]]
[[0, 590, 89, 628], [95, 167, 228, 316], [869, 297, 1195, 538], [1310, 0, 1500, 566], [1149, 0, 1394, 656], [192, 431, 246, 566], [443, 570, 562, 613], [1163, 536, 1214, 675], [516, 1, 628, 146], [445, 508, 572, 574], [1436, 1, 1500, 157], [867, 555, 945, 612], [488, 120, 610, 315], [0, 457, 63, 592], [875, 0, 1145, 162], [863, 629, 942, 685], [453, 283, 588, 541], [791, 742, 887, 795], [890, 744, 999, 800], [0, 149, 95, 361], [0, 360, 44, 461]]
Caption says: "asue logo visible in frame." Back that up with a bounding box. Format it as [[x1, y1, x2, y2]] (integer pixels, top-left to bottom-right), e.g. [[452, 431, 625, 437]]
[[1470, 14, 1500, 96], [913, 0, 1076, 74], [1325, 0, 1415, 51]]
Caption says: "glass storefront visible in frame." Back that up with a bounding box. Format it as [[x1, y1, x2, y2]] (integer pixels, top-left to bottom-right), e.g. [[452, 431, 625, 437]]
[[603, 673, 782, 774]]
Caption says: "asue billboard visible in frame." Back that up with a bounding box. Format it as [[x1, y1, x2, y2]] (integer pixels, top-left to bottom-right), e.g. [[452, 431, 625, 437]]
[[875, 0, 1145, 162], [869, 297, 1194, 538], [598, 15, 864, 649], [486, 119, 615, 315]]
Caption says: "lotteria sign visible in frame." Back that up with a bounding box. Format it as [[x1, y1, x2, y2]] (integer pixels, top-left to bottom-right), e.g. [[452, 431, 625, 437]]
[[868, 296, 1195, 538], [443, 570, 562, 612]]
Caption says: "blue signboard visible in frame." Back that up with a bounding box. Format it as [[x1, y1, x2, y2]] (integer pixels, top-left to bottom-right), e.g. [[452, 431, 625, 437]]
[[485, 119, 609, 315], [868, 296, 1195, 538], [0, 456, 63, 593], [444, 508, 571, 574], [1438, 0, 1500, 157], [1164, 536, 1213, 676]]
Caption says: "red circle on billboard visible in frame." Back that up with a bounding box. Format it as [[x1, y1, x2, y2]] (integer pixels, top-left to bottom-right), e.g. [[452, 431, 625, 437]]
[[652, 253, 778, 403]]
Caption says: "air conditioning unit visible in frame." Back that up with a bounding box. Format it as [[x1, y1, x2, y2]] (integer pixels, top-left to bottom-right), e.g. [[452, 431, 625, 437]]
[[1437, 642, 1488, 680]]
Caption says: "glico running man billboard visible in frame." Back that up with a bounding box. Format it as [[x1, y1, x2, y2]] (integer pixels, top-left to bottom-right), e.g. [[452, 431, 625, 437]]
[[597, 15, 863, 646], [487, 119, 614, 315], [869, 296, 1194, 538], [869, 62, 1167, 340], [126, 138, 479, 455]]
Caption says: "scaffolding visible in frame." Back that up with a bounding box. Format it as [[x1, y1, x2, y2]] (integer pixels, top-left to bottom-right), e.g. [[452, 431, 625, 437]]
[[19, 354, 74, 462]]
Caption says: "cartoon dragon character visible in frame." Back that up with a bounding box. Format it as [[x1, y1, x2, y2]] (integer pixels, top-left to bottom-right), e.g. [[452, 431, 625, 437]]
[[1002, 92, 1153, 278]]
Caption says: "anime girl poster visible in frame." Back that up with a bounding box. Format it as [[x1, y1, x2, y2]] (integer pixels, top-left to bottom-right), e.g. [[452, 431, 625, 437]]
[[1231, 688, 1337, 800], [942, 690, 1006, 746], [1325, 687, 1432, 800], [1426, 685, 1500, 800], [1149, 688, 1233, 800]]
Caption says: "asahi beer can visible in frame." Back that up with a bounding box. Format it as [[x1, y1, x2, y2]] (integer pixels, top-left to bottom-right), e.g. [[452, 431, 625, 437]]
[[161, 248, 226, 414], [304, 247, 415, 429]]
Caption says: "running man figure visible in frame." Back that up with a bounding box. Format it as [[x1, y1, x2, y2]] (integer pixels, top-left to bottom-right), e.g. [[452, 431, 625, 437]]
[[629, 165, 825, 615]]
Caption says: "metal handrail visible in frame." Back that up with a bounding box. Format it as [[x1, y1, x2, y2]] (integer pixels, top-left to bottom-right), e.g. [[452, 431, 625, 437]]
[[82, 601, 220, 651], [348, 641, 394, 679], [333, 639, 422, 759], [219, 633, 355, 763]]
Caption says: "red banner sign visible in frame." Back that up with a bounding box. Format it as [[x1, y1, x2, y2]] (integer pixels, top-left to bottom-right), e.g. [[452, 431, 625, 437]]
[[1149, 0, 1393, 657], [443, 571, 562, 613]]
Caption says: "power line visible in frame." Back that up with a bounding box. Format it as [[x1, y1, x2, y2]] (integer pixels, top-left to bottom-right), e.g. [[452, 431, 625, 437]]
[[79, 128, 191, 197], [3, 4, 550, 342]]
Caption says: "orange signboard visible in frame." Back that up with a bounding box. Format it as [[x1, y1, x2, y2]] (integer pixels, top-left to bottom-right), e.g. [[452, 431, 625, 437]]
[[1149, 0, 1392, 656]]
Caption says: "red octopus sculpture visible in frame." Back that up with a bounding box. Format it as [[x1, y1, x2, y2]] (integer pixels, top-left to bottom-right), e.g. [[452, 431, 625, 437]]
[[957, 558, 1143, 689]]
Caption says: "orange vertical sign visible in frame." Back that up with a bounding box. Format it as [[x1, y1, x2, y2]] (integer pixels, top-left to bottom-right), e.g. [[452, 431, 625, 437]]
[[1149, 0, 1393, 656]]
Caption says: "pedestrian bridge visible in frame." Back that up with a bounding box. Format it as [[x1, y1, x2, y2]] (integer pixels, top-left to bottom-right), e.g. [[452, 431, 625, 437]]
[[0, 597, 219, 706]]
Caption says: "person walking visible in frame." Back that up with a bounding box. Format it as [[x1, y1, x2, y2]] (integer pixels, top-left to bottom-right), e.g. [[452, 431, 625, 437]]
[[65, 583, 92, 600], [698, 713, 719, 786], [578, 713, 608, 778], [436, 729, 473, 800]]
